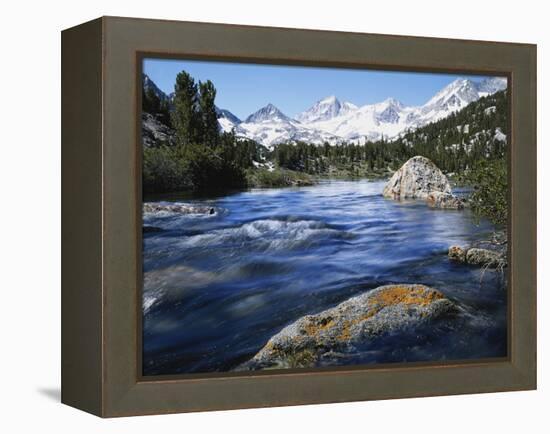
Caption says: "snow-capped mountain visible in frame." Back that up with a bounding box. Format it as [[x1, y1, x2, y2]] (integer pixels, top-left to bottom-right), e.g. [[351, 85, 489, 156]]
[[295, 96, 358, 123], [244, 103, 291, 123], [216, 107, 241, 133], [142, 73, 506, 148], [289, 76, 507, 145], [476, 77, 508, 95], [301, 97, 412, 143], [233, 103, 342, 148]]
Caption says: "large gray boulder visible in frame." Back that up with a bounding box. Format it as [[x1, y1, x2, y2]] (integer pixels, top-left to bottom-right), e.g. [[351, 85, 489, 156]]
[[383, 156, 452, 200], [239, 284, 456, 370]]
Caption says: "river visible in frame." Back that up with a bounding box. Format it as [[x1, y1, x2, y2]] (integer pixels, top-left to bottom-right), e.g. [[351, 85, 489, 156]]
[[142, 180, 507, 376]]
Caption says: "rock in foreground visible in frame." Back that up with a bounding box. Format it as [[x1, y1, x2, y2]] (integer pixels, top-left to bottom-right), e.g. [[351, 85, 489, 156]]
[[239, 284, 456, 370], [383, 156, 452, 200]]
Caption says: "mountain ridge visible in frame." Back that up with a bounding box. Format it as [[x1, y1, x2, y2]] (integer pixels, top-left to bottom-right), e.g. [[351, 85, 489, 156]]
[[142, 74, 506, 149]]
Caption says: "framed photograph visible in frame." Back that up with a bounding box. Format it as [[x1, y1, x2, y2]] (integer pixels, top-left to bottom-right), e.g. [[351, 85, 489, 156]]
[[62, 16, 536, 417]]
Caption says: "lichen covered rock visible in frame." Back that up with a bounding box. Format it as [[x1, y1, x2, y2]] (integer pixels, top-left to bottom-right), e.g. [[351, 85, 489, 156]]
[[239, 284, 456, 370], [466, 248, 503, 267], [448, 245, 505, 268], [427, 191, 464, 209], [383, 156, 452, 200]]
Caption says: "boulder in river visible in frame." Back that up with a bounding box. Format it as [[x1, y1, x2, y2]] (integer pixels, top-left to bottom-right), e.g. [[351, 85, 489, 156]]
[[383, 156, 452, 200], [427, 191, 464, 209], [239, 284, 456, 370]]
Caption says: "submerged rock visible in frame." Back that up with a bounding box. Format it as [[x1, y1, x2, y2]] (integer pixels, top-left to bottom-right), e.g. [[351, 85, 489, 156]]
[[143, 203, 216, 215], [383, 156, 452, 200], [239, 284, 456, 370], [427, 191, 464, 209]]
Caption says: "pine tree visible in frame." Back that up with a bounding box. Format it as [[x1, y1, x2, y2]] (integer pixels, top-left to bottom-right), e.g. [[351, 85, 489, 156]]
[[143, 87, 161, 113], [172, 71, 200, 146], [199, 80, 219, 147]]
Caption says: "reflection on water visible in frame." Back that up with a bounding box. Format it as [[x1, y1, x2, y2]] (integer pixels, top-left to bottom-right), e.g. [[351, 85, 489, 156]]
[[142, 180, 507, 375]]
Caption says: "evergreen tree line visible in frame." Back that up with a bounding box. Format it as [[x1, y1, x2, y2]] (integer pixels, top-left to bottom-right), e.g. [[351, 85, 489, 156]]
[[272, 139, 410, 176], [393, 90, 507, 173]]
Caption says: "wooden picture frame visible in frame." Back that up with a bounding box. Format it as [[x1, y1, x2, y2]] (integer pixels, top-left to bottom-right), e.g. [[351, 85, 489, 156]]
[[61, 16, 536, 417]]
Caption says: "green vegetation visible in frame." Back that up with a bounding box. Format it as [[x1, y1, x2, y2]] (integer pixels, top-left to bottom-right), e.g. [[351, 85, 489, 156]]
[[460, 158, 507, 227], [272, 141, 406, 178], [393, 91, 507, 173], [246, 168, 314, 188], [143, 72, 262, 194]]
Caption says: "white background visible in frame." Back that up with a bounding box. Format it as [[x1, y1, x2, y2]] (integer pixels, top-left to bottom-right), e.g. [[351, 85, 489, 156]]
[[0, 0, 547, 432]]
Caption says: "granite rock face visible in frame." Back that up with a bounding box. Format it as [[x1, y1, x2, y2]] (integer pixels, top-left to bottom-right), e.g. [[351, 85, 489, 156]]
[[142, 112, 175, 148], [239, 284, 456, 370], [383, 156, 452, 200]]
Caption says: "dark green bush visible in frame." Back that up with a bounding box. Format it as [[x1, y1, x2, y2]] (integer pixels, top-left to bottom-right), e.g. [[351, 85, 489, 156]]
[[461, 158, 507, 227], [142, 143, 247, 194]]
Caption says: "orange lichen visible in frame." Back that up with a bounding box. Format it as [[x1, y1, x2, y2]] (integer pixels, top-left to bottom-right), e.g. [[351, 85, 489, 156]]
[[337, 321, 352, 341], [335, 286, 444, 342], [369, 285, 443, 308], [298, 286, 444, 343], [302, 316, 336, 336]]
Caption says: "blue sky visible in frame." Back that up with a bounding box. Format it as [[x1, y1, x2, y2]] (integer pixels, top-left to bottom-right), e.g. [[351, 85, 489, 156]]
[[143, 58, 494, 120]]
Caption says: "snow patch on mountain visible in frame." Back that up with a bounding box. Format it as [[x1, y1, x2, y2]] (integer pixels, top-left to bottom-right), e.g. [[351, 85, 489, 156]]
[[216, 107, 241, 133]]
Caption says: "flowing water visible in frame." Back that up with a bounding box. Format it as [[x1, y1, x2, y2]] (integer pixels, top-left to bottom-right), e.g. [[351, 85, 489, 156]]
[[142, 180, 507, 376]]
